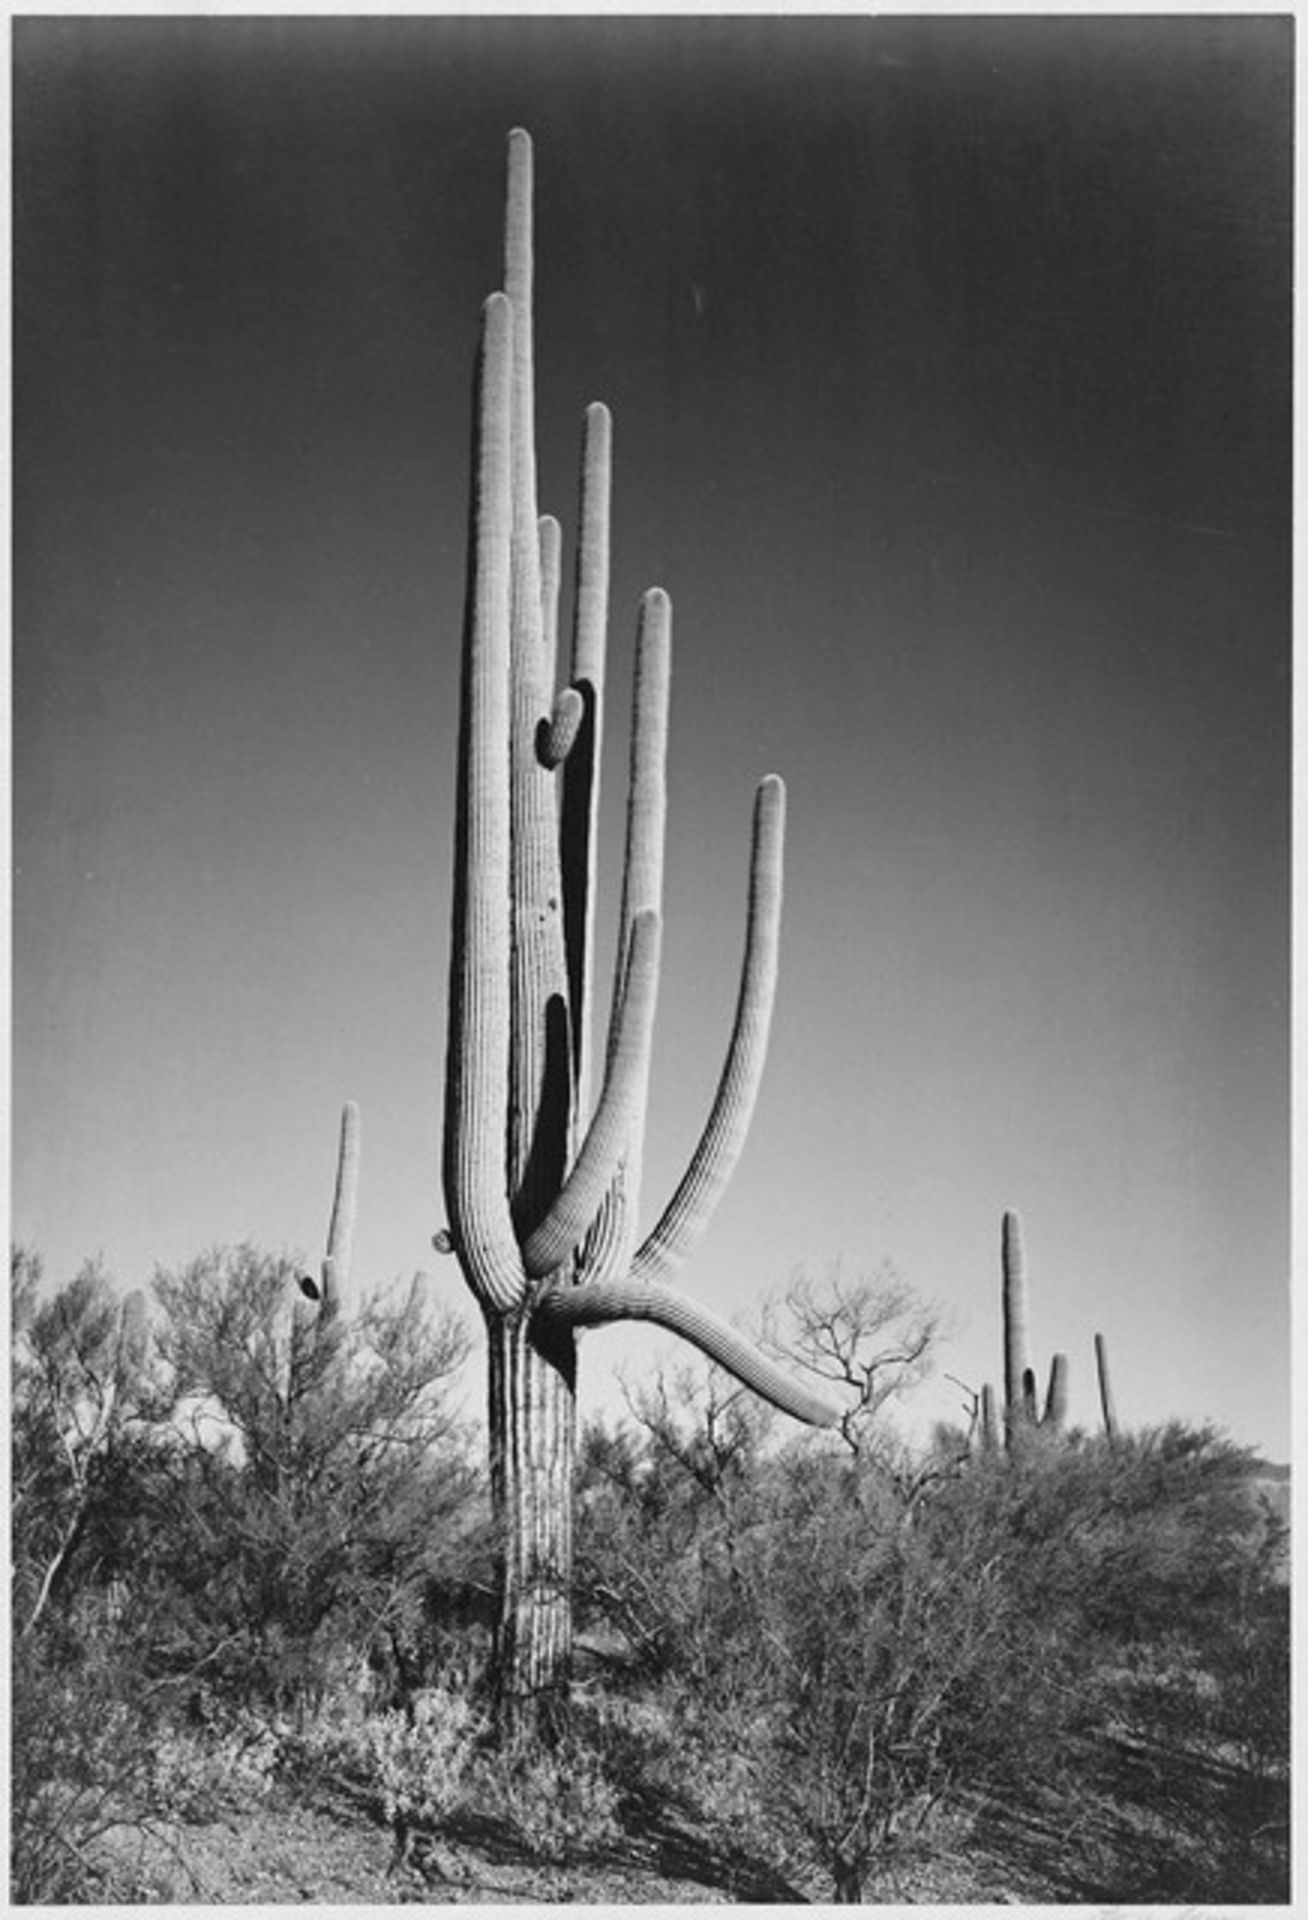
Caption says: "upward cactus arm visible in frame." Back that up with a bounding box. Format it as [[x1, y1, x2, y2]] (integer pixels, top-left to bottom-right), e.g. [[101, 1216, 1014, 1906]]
[[533, 1275, 842, 1427], [320, 1099, 360, 1315], [521, 909, 662, 1278], [561, 401, 613, 1117], [538, 512, 562, 690], [442, 292, 523, 1315], [632, 775, 785, 1285], [505, 130, 572, 1225]]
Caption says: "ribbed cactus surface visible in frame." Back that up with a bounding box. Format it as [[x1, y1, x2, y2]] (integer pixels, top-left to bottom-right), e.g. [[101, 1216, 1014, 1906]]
[[439, 131, 838, 1722], [1001, 1208, 1031, 1446]]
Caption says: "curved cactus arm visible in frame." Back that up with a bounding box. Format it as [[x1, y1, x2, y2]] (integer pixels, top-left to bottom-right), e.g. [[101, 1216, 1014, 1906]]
[[521, 909, 662, 1278], [562, 401, 613, 1119], [569, 585, 672, 1287], [539, 686, 585, 769], [538, 512, 562, 691], [319, 1099, 360, 1318], [533, 1275, 842, 1428], [442, 291, 524, 1317], [631, 774, 785, 1285]]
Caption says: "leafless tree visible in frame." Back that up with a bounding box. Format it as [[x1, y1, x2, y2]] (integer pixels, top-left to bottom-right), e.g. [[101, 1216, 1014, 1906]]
[[760, 1262, 945, 1455]]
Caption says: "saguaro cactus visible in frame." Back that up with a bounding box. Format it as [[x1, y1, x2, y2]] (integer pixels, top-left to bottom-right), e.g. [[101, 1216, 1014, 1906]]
[[1001, 1209, 1031, 1446], [1000, 1209, 1068, 1446], [296, 1098, 359, 1354], [441, 130, 839, 1729], [1095, 1330, 1120, 1442]]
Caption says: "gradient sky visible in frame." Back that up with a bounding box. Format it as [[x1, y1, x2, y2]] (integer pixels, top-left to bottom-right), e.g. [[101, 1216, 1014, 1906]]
[[12, 14, 1292, 1460]]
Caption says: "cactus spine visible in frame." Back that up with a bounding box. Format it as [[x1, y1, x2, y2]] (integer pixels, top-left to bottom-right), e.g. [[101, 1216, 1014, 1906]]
[[441, 131, 838, 1729]]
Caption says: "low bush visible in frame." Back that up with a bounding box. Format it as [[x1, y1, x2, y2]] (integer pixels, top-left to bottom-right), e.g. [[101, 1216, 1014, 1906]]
[[471, 1736, 623, 1863]]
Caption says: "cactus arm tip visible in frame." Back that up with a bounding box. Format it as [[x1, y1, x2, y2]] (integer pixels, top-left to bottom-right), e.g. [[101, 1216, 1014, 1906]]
[[539, 687, 585, 768]]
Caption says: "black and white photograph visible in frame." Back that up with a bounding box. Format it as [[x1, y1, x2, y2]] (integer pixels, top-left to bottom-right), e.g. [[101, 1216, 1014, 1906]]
[[9, 9, 1292, 1905]]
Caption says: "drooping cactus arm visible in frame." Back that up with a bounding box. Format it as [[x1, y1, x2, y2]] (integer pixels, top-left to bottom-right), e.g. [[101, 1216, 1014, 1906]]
[[442, 292, 523, 1315], [522, 909, 662, 1278], [631, 775, 785, 1285], [533, 1275, 842, 1428], [319, 1099, 360, 1316]]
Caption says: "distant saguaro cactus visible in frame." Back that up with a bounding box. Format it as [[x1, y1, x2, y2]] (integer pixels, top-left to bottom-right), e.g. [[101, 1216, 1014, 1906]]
[[1001, 1209, 1032, 1446], [296, 1098, 359, 1332], [999, 1210, 1068, 1447], [1042, 1349, 1069, 1430], [979, 1380, 999, 1453], [1095, 1330, 1120, 1442], [440, 130, 839, 1731]]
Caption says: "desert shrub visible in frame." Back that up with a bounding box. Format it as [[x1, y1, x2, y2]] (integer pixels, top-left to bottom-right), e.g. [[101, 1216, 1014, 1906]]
[[10, 1613, 161, 1903], [144, 1246, 476, 1713], [363, 1686, 486, 1832], [470, 1735, 623, 1863], [147, 1712, 282, 1822]]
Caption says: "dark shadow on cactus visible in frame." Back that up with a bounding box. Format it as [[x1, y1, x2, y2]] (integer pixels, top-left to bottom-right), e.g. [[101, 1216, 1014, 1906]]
[[512, 992, 572, 1242], [560, 678, 598, 1078]]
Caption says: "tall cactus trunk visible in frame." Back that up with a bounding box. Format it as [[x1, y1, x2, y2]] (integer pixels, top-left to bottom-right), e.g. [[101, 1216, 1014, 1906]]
[[1001, 1209, 1031, 1450], [486, 1311, 577, 1737]]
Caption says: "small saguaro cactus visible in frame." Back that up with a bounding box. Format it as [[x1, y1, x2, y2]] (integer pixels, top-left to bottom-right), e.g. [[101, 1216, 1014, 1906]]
[[440, 129, 839, 1730], [1095, 1329, 1120, 1443], [296, 1098, 359, 1329]]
